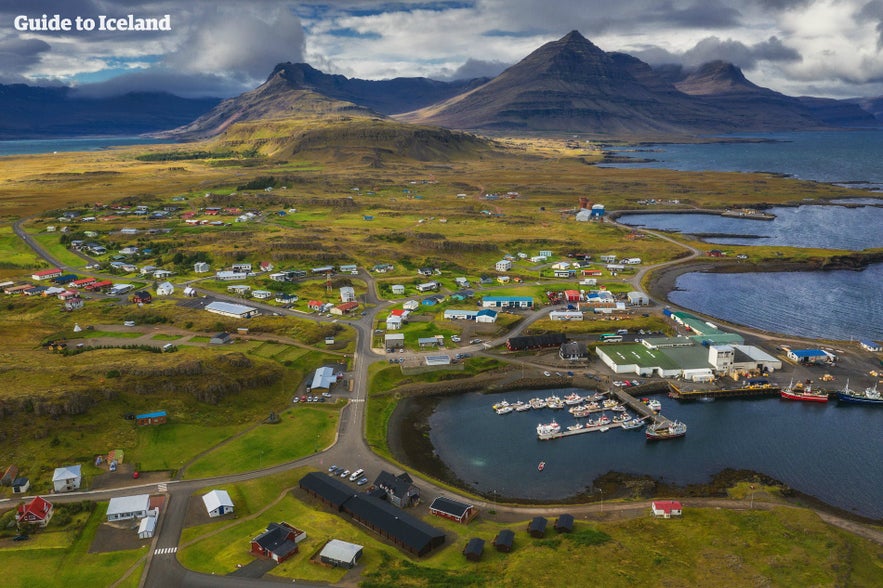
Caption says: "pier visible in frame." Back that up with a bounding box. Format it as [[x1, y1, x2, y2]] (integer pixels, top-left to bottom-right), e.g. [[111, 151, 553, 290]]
[[667, 382, 781, 400], [537, 419, 626, 440]]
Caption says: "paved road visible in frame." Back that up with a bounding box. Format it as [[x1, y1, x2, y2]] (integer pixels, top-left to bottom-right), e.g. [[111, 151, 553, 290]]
[[7, 216, 882, 588]]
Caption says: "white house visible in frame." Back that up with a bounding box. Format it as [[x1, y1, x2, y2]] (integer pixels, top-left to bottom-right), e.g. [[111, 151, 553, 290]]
[[403, 300, 419, 310], [215, 271, 248, 281], [627, 291, 650, 306], [651, 501, 682, 518], [202, 489, 235, 518], [138, 509, 158, 538], [107, 494, 150, 521], [156, 282, 174, 296], [386, 315, 403, 330], [494, 260, 512, 272], [251, 290, 273, 300], [391, 284, 405, 295], [194, 262, 210, 273], [340, 286, 356, 302], [52, 464, 82, 493], [231, 263, 252, 272]]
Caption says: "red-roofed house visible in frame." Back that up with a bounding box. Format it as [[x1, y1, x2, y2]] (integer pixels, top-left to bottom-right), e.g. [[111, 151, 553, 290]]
[[563, 289, 581, 302], [651, 500, 682, 518], [32, 268, 62, 281], [330, 301, 360, 316], [259, 261, 273, 272], [17, 496, 54, 527], [308, 300, 324, 311], [389, 309, 406, 317]]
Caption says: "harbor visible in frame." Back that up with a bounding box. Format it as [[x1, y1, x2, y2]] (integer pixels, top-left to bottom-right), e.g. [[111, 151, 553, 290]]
[[667, 381, 782, 400]]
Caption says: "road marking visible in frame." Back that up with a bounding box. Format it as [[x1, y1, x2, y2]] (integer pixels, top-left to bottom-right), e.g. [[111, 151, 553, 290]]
[[154, 547, 178, 555], [350, 398, 365, 403], [157, 483, 168, 492]]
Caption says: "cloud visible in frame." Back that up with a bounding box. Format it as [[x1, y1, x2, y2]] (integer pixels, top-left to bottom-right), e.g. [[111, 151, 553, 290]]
[[434, 58, 510, 80], [678, 35, 802, 69], [0, 37, 52, 82]]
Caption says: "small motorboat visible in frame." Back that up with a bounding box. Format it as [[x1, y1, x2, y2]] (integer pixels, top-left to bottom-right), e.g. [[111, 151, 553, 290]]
[[537, 461, 545, 471]]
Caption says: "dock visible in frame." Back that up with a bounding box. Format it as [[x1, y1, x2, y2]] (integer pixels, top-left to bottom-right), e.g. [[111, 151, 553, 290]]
[[537, 420, 626, 440], [667, 382, 780, 400]]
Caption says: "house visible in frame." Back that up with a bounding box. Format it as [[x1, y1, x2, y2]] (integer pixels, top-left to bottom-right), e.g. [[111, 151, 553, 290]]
[[554, 514, 574, 533], [463, 538, 485, 561], [330, 301, 360, 315], [319, 539, 364, 569], [259, 261, 274, 272], [132, 291, 152, 304], [156, 282, 174, 296], [527, 516, 548, 538], [275, 292, 297, 304], [787, 349, 833, 364], [418, 337, 441, 348], [202, 489, 234, 517], [600, 255, 617, 263], [417, 267, 434, 276], [563, 289, 581, 302], [52, 464, 82, 492], [136, 410, 167, 426], [860, 340, 882, 352], [340, 286, 356, 302], [384, 333, 405, 349], [374, 471, 420, 508], [205, 301, 259, 319], [628, 291, 650, 306], [210, 332, 233, 345], [153, 269, 173, 279], [107, 494, 150, 521], [496, 275, 510, 284], [386, 315, 403, 330], [308, 300, 324, 311], [32, 268, 63, 281], [194, 262, 210, 273], [539, 250, 553, 258], [402, 299, 419, 310], [495, 260, 512, 272], [429, 497, 477, 524], [231, 263, 252, 272], [559, 341, 589, 361], [138, 509, 158, 539], [251, 290, 273, 300], [215, 271, 248, 281], [250, 522, 306, 563], [391, 284, 405, 295], [12, 477, 30, 494], [64, 297, 84, 311], [415, 281, 439, 293], [227, 284, 251, 296], [444, 309, 478, 321], [651, 500, 683, 518], [1, 464, 18, 486], [310, 366, 337, 391], [338, 264, 358, 274], [16, 496, 54, 527], [493, 529, 515, 552]]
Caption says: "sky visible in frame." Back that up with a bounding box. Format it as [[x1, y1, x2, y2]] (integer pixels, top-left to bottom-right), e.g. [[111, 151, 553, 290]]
[[2, 0, 883, 99]]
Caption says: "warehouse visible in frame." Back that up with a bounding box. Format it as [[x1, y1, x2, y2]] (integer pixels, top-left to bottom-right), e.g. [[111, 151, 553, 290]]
[[204, 301, 260, 319]]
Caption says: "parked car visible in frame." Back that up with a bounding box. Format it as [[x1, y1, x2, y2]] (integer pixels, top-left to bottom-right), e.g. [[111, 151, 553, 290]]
[[357, 477, 369, 486], [340, 469, 350, 478], [12, 534, 29, 542], [322, 392, 331, 398], [328, 465, 339, 473], [450, 335, 461, 342], [470, 338, 482, 344]]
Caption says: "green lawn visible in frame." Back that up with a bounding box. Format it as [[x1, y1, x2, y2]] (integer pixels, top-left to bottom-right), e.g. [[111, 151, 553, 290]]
[[0, 503, 146, 588], [128, 422, 246, 472], [0, 226, 43, 268], [183, 406, 340, 478], [28, 230, 88, 267]]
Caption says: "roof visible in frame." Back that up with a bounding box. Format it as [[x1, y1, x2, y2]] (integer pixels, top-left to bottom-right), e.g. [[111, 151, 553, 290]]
[[429, 496, 473, 518], [311, 366, 337, 390], [463, 537, 485, 556], [389, 309, 406, 316], [494, 529, 515, 547], [205, 301, 258, 316], [652, 500, 682, 511], [555, 513, 574, 530], [374, 471, 415, 499], [344, 494, 445, 553], [790, 349, 828, 358], [107, 494, 150, 516], [482, 295, 533, 302], [19, 496, 52, 519], [52, 464, 81, 481], [336, 301, 360, 311], [33, 268, 62, 276], [136, 410, 166, 419], [476, 309, 498, 317], [138, 514, 157, 535], [299, 472, 357, 509], [528, 516, 547, 532], [320, 539, 363, 563], [202, 489, 234, 512], [253, 522, 300, 557]]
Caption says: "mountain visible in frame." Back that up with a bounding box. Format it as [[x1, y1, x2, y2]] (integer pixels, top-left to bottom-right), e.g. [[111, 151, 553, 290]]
[[398, 31, 875, 134], [397, 31, 734, 134], [0, 84, 219, 139], [674, 61, 875, 128]]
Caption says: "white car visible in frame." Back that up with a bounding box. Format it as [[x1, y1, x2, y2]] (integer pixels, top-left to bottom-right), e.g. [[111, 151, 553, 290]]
[[450, 335, 461, 342], [340, 469, 350, 478], [544, 371, 551, 377]]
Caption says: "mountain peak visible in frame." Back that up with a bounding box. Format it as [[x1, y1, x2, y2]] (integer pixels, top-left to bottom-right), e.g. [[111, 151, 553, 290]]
[[675, 61, 761, 95]]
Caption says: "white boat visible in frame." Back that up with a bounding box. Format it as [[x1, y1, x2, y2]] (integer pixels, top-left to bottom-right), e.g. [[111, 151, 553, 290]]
[[566, 423, 584, 431], [647, 399, 662, 411], [621, 417, 645, 430], [612, 412, 630, 422], [496, 405, 513, 415], [529, 397, 547, 409], [564, 393, 583, 405], [536, 420, 561, 439], [515, 402, 531, 412], [491, 400, 510, 411]]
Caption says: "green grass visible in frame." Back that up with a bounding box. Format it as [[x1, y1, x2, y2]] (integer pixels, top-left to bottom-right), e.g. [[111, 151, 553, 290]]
[[129, 422, 246, 472], [150, 333, 183, 341], [0, 503, 146, 588], [0, 226, 43, 268], [28, 230, 89, 267], [183, 406, 340, 478], [77, 330, 145, 339]]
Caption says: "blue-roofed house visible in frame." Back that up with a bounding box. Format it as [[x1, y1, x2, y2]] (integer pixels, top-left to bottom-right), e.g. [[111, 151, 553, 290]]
[[860, 340, 881, 352], [136, 411, 167, 426]]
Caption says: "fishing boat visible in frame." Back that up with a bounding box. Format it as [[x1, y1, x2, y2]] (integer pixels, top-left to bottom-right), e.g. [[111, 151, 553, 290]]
[[495, 405, 513, 415], [570, 406, 593, 418], [780, 379, 828, 403], [566, 423, 584, 431], [491, 400, 510, 412], [836, 380, 883, 405], [537, 461, 545, 471], [563, 393, 583, 405], [515, 402, 532, 412], [647, 399, 662, 411], [621, 417, 646, 430], [529, 397, 547, 409], [612, 412, 631, 423], [546, 397, 565, 410], [536, 420, 561, 439], [645, 420, 687, 441]]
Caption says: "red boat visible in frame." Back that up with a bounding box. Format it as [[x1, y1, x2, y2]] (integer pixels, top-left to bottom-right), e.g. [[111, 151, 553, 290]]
[[537, 461, 545, 471], [780, 380, 828, 403]]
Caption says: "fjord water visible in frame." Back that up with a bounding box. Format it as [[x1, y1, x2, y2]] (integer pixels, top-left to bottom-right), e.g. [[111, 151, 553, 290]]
[[429, 389, 883, 519], [0, 136, 172, 156]]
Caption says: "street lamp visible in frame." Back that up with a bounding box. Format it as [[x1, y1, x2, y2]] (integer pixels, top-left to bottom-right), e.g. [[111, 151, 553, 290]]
[[596, 487, 604, 515]]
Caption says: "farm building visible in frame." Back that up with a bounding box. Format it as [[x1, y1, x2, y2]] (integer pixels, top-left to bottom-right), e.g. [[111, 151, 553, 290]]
[[107, 494, 150, 521], [319, 539, 363, 569], [429, 497, 477, 524], [651, 501, 683, 518], [463, 538, 485, 561], [52, 465, 81, 492], [210, 332, 233, 345], [506, 333, 567, 351], [32, 268, 62, 281], [527, 517, 548, 538], [202, 489, 234, 517], [250, 522, 305, 563], [628, 291, 650, 305], [205, 301, 259, 319], [16, 496, 54, 527], [136, 411, 167, 426], [493, 529, 515, 552]]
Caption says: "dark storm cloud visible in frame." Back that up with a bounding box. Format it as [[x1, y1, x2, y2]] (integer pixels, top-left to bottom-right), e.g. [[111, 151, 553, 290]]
[[0, 37, 51, 74], [633, 35, 802, 70], [70, 69, 247, 98], [441, 57, 510, 80]]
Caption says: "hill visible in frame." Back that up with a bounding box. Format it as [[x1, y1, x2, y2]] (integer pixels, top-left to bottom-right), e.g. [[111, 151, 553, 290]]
[[0, 84, 219, 139]]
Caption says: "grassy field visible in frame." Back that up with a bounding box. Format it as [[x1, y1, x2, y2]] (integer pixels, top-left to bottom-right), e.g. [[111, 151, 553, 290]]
[[183, 405, 341, 478]]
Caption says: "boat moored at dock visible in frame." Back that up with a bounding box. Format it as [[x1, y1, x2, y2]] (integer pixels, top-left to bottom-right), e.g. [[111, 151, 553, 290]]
[[645, 420, 687, 441], [836, 381, 883, 405], [780, 379, 829, 403]]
